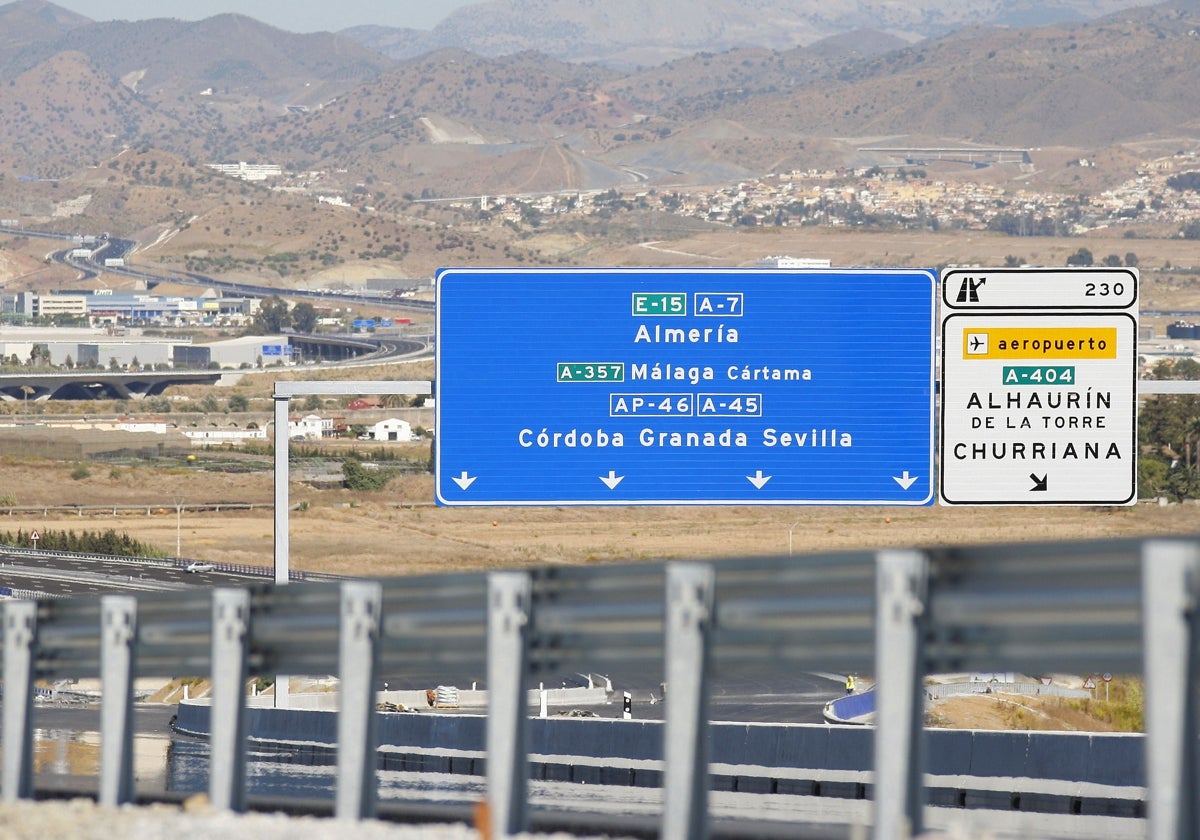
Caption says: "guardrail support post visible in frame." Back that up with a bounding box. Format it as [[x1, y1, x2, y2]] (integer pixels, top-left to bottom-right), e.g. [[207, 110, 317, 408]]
[[486, 571, 532, 838], [2, 600, 37, 801], [272, 393, 290, 586], [873, 549, 930, 840], [272, 392, 292, 709], [272, 393, 292, 710], [661, 563, 715, 840], [1143, 539, 1200, 840], [209, 588, 252, 812], [99, 595, 137, 806], [336, 581, 382, 820]]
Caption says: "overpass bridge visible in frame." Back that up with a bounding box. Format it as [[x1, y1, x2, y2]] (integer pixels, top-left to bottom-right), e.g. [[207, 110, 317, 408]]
[[857, 146, 1033, 166], [0, 371, 223, 401]]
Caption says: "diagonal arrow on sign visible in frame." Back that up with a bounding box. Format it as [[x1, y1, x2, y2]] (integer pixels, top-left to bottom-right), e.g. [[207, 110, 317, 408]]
[[600, 470, 624, 489], [1029, 473, 1048, 492], [452, 471, 477, 490], [746, 470, 771, 489]]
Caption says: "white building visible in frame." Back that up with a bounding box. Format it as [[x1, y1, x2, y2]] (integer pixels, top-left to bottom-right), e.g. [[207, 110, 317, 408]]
[[755, 255, 832, 269], [78, 342, 172, 370], [174, 334, 291, 369], [368, 418, 414, 442], [289, 414, 333, 440], [181, 428, 269, 447], [35, 294, 88, 318], [205, 162, 283, 181]]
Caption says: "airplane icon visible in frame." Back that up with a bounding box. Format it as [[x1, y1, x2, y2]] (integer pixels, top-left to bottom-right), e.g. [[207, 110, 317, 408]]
[[966, 333, 988, 354]]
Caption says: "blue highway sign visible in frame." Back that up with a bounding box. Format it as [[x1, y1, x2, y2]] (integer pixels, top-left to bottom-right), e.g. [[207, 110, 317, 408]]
[[436, 268, 935, 506]]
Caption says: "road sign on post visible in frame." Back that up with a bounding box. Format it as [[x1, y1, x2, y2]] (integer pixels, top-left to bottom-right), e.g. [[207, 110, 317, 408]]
[[435, 267, 936, 506], [938, 267, 1138, 506]]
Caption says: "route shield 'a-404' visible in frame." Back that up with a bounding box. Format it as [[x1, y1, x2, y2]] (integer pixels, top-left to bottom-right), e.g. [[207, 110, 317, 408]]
[[435, 268, 936, 506], [939, 267, 1139, 506]]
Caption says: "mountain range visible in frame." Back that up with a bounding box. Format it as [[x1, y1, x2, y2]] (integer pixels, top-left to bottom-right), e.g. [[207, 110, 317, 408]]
[[344, 0, 1161, 67], [0, 0, 1197, 227]]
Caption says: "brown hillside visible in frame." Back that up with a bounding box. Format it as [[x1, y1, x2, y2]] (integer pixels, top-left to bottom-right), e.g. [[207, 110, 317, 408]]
[[0, 3, 1198, 201], [0, 51, 166, 176], [723, 6, 1200, 148]]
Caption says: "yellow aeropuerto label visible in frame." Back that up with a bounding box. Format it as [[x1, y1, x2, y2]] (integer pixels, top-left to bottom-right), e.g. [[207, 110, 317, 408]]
[[961, 327, 1118, 359]]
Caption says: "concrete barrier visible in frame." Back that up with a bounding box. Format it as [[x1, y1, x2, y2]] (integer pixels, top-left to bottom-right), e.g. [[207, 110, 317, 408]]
[[173, 698, 1146, 817]]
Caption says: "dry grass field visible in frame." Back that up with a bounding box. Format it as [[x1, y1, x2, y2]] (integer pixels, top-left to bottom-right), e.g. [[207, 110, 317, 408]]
[[3, 455, 1196, 579]]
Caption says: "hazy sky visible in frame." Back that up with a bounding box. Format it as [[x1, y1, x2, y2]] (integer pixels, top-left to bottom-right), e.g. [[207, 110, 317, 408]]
[[53, 1, 476, 33]]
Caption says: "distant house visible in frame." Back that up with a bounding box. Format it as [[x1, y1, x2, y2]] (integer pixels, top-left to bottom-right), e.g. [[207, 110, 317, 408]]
[[289, 414, 332, 440], [368, 418, 413, 442]]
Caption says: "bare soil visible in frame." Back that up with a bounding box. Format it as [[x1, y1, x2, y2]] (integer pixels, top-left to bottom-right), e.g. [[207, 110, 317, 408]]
[[927, 694, 1123, 732]]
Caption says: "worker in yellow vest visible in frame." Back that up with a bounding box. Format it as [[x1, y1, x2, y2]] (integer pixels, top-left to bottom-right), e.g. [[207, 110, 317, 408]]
[[845, 674, 856, 695]]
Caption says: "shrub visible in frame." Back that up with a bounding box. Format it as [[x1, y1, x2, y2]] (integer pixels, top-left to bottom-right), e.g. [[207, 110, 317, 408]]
[[342, 457, 398, 491]]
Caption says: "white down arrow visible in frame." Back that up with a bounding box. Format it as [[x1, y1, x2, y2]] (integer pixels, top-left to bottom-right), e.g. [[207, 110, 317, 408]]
[[747, 470, 772, 489], [600, 470, 624, 489]]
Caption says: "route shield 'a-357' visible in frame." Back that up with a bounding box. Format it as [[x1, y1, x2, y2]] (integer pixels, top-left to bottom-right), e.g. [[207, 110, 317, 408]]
[[435, 268, 936, 506]]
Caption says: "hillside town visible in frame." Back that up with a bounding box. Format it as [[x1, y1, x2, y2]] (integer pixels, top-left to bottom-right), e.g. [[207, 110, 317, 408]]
[[452, 149, 1200, 242]]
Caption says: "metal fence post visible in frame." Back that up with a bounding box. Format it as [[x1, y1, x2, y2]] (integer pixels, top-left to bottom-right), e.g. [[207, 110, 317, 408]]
[[99, 595, 137, 806], [336, 581, 382, 820], [209, 588, 251, 812], [873, 549, 930, 840], [1142, 539, 1200, 840], [661, 563, 715, 840], [2, 601, 37, 802], [486, 571, 532, 838]]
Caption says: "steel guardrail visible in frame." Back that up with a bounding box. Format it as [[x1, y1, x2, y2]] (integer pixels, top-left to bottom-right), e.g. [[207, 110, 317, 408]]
[[0, 545, 345, 588], [0, 503, 272, 517], [1, 535, 1198, 840]]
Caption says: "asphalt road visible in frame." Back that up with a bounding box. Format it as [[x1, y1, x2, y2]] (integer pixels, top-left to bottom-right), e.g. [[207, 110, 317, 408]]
[[371, 666, 840, 725], [33, 702, 177, 738], [0, 548, 276, 597]]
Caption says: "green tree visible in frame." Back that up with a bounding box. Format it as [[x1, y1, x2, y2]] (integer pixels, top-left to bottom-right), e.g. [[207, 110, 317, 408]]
[[1066, 248, 1094, 266], [228, 393, 249, 412], [250, 296, 291, 333], [1176, 358, 1200, 380], [1166, 172, 1200, 192], [1138, 393, 1200, 500], [291, 301, 318, 333]]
